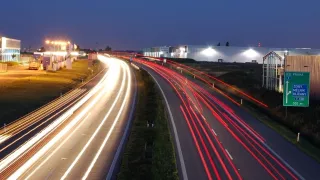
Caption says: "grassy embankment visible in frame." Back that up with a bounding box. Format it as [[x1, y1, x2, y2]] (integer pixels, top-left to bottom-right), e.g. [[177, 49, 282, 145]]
[[168, 59, 320, 163], [0, 59, 102, 124], [117, 68, 178, 180]]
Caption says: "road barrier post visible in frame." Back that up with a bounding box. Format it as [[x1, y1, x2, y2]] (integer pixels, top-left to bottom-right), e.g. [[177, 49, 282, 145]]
[[285, 107, 288, 119], [297, 132, 300, 142], [212, 83, 214, 88], [241, 99, 243, 105]]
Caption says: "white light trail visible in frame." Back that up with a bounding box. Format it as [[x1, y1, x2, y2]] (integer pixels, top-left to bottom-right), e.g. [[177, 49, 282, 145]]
[[24, 113, 92, 180], [82, 61, 131, 180], [5, 59, 114, 179], [60, 57, 125, 180]]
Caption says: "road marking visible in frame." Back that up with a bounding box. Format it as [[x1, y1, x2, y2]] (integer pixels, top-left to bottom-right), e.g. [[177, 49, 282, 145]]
[[145, 67, 188, 180], [225, 149, 233, 160], [211, 129, 217, 136], [263, 143, 305, 180], [106, 64, 137, 180], [0, 135, 10, 144], [61, 62, 126, 180], [6, 68, 111, 178], [45, 168, 56, 180], [83, 62, 132, 180], [23, 113, 91, 180]]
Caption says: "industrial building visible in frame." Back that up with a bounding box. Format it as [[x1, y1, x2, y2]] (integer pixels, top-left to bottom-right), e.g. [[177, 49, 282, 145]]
[[143, 45, 320, 98], [0, 37, 21, 62], [143, 45, 320, 64]]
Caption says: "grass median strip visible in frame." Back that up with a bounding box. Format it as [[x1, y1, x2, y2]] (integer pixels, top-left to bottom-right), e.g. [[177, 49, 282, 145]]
[[117, 68, 178, 180]]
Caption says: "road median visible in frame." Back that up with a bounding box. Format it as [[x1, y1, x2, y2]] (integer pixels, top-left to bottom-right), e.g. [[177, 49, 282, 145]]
[[117, 67, 178, 180]]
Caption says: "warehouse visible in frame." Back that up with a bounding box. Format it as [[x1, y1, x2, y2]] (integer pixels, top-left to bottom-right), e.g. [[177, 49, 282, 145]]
[[0, 37, 21, 62], [143, 45, 320, 64]]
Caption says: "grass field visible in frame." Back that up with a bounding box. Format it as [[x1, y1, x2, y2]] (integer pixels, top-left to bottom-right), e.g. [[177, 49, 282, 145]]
[[117, 68, 178, 180], [0, 59, 103, 125]]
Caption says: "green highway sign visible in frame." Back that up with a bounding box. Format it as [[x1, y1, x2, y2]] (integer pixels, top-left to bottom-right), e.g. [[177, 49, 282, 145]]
[[283, 71, 310, 107]]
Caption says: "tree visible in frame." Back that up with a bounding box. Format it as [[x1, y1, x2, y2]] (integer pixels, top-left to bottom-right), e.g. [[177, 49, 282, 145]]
[[226, 42, 230, 46], [217, 42, 221, 46], [105, 46, 112, 51]]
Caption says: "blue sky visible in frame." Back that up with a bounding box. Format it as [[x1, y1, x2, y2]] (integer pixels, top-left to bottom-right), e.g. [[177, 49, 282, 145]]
[[1, 0, 319, 50]]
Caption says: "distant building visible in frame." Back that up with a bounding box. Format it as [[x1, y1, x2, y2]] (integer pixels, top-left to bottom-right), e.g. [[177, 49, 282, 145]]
[[0, 37, 21, 62], [143, 44, 320, 96], [143, 45, 320, 64]]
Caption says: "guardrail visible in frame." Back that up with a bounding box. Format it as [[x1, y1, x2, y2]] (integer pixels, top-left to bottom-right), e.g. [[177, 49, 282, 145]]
[[130, 63, 140, 70]]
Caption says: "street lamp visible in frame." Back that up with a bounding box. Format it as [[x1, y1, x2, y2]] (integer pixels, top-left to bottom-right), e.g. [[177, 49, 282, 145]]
[[202, 47, 216, 57], [243, 49, 258, 58]]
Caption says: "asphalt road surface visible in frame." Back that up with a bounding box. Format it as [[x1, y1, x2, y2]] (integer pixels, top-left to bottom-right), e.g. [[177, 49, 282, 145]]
[[0, 56, 136, 180], [134, 59, 320, 180]]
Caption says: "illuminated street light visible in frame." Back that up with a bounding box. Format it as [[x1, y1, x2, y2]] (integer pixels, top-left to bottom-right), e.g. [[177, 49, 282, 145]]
[[243, 49, 258, 58], [202, 47, 216, 56], [45, 40, 50, 44]]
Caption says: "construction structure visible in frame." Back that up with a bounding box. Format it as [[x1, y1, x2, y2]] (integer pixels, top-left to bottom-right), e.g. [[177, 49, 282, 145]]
[[262, 51, 285, 93], [0, 37, 21, 62], [262, 49, 320, 96]]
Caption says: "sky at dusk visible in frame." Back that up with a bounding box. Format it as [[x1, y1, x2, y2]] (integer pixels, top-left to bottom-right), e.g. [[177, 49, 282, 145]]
[[1, 0, 319, 50]]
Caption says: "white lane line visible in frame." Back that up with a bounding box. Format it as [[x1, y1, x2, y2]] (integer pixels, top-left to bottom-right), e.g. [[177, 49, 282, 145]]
[[146, 68, 188, 180], [5, 69, 110, 176], [225, 149, 233, 160], [105, 62, 137, 180], [263, 143, 305, 180], [0, 135, 10, 144], [83, 62, 131, 179], [45, 167, 56, 180], [61, 63, 126, 180], [24, 113, 92, 180], [211, 129, 217, 136]]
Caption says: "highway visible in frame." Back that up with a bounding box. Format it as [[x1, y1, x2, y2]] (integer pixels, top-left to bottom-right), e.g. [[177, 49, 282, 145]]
[[129, 57, 320, 180], [0, 55, 136, 179]]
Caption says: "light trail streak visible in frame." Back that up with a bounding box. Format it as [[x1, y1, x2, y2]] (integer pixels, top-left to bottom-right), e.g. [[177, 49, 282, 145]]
[[135, 58, 297, 179], [0, 89, 87, 154], [82, 61, 132, 179], [60, 57, 125, 180], [180, 106, 213, 180], [3, 59, 112, 179], [24, 113, 92, 180]]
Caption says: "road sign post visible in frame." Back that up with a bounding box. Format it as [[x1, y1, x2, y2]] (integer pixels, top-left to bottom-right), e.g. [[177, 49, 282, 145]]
[[283, 72, 310, 107]]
